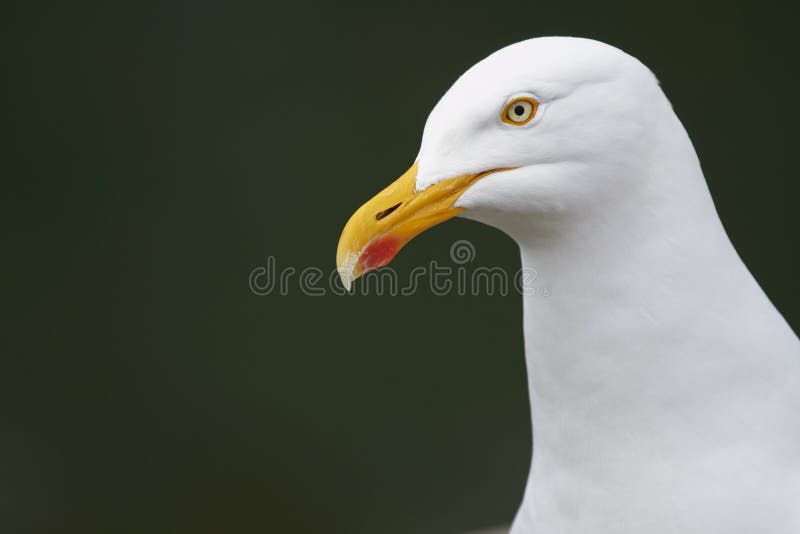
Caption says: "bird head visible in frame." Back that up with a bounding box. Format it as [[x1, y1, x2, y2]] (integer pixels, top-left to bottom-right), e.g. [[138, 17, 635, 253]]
[[336, 37, 664, 289]]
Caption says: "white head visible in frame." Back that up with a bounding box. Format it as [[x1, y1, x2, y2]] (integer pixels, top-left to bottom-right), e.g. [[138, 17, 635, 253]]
[[337, 37, 702, 285]]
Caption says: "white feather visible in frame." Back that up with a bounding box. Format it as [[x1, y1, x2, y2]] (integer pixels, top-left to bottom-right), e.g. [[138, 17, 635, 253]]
[[418, 37, 800, 533]]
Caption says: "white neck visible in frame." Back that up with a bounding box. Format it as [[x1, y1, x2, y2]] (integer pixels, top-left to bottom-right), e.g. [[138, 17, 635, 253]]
[[505, 109, 800, 532]]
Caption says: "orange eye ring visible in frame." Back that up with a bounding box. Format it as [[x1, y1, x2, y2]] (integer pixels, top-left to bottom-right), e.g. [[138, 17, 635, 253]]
[[502, 97, 539, 126]]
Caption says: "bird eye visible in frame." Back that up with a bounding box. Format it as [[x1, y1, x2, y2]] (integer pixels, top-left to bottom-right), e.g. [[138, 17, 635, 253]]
[[502, 97, 538, 126]]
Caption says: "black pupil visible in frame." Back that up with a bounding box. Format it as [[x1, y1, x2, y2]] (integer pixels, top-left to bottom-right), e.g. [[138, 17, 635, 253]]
[[514, 105, 525, 116]]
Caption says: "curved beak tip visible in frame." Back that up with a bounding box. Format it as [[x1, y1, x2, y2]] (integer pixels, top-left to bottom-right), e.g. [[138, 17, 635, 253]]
[[338, 270, 353, 291], [336, 254, 358, 291]]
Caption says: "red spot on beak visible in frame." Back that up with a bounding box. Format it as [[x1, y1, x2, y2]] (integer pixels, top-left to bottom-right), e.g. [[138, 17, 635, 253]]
[[359, 236, 400, 274]]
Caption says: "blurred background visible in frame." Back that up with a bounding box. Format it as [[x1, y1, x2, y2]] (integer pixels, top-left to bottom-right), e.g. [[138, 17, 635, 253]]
[[3, 1, 798, 533]]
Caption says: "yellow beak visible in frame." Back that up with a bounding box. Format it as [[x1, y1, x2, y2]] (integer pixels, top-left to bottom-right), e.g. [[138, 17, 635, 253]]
[[336, 162, 511, 289]]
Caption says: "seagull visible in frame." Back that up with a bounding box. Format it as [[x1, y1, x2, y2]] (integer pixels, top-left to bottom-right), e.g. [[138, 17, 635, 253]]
[[336, 37, 800, 533]]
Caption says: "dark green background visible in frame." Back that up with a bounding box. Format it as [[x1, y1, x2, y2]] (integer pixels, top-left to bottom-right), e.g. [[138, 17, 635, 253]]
[[4, 2, 798, 533]]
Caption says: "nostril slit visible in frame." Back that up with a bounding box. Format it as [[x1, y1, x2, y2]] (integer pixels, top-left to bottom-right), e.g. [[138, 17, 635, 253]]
[[375, 202, 401, 221]]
